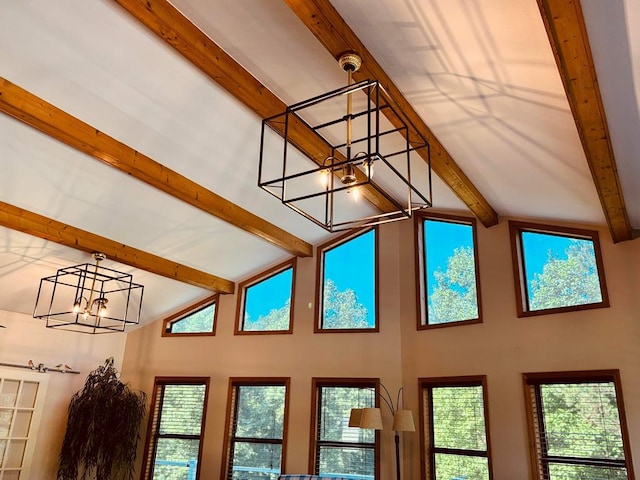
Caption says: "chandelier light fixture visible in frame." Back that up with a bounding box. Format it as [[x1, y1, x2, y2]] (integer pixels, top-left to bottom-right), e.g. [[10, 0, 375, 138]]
[[259, 52, 432, 232], [33, 252, 144, 334]]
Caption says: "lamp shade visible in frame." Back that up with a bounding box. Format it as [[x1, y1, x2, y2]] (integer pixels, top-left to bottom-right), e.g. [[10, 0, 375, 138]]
[[359, 407, 383, 430], [348, 408, 364, 427], [392, 409, 416, 432]]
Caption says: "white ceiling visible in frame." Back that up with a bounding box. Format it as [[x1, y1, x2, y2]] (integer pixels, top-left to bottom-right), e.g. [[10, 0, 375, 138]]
[[0, 0, 637, 328]]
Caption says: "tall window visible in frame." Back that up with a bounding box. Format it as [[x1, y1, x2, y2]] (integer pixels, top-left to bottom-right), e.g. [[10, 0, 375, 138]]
[[236, 260, 295, 334], [416, 213, 481, 328], [311, 379, 378, 479], [420, 377, 492, 480], [509, 221, 608, 317], [162, 295, 218, 336], [142, 377, 209, 480], [317, 229, 377, 331], [0, 368, 48, 479], [222, 379, 289, 480], [524, 371, 634, 480]]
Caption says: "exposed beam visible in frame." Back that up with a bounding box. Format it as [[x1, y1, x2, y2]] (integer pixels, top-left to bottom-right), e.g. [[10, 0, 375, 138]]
[[0, 77, 312, 257], [283, 0, 499, 228], [111, 0, 399, 215], [0, 201, 235, 294], [537, 0, 632, 243]]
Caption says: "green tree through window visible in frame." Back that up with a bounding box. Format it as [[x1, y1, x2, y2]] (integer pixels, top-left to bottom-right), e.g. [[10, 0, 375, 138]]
[[421, 377, 491, 480], [224, 380, 288, 480], [524, 372, 631, 480], [143, 378, 208, 480], [420, 215, 480, 327]]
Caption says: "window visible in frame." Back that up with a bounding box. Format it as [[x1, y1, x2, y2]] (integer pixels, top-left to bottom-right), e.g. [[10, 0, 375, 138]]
[[222, 379, 289, 480], [141, 377, 209, 480], [420, 377, 492, 480], [236, 259, 295, 334], [416, 213, 481, 328], [310, 378, 378, 479], [0, 368, 48, 479], [162, 296, 218, 336], [509, 221, 608, 317], [317, 229, 377, 332], [523, 371, 634, 480]]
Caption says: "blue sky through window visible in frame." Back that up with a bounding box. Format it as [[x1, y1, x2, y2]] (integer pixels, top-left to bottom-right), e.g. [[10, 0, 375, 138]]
[[521, 231, 576, 281], [324, 230, 376, 327], [424, 219, 473, 296], [244, 267, 293, 322]]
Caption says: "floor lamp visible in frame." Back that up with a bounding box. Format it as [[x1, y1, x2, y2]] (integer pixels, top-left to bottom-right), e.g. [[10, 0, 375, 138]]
[[349, 384, 416, 480]]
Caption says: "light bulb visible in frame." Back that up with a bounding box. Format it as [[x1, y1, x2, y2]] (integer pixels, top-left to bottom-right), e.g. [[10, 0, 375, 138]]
[[83, 311, 89, 320], [319, 169, 329, 188], [98, 305, 107, 318], [72, 301, 81, 314], [349, 186, 361, 201]]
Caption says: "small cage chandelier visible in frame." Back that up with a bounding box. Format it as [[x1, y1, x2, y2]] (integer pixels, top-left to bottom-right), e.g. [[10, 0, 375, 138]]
[[258, 52, 432, 232], [33, 252, 144, 334]]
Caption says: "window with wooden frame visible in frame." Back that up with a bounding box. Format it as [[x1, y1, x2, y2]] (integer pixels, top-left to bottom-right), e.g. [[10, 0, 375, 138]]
[[235, 259, 296, 334], [316, 229, 377, 332], [162, 295, 218, 336], [310, 378, 379, 479], [524, 370, 634, 480], [509, 221, 609, 317], [420, 376, 492, 480], [415, 213, 482, 329], [222, 378, 289, 480], [141, 377, 209, 480]]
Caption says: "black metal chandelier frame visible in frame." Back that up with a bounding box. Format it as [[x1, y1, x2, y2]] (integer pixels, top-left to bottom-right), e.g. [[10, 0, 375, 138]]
[[258, 78, 432, 232]]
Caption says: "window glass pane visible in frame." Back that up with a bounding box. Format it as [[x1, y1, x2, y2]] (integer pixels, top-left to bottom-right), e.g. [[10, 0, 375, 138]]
[[169, 304, 215, 333], [521, 232, 602, 311], [158, 384, 206, 436], [152, 438, 200, 480], [424, 219, 478, 324], [231, 442, 281, 480], [432, 386, 486, 451], [235, 386, 285, 439], [319, 387, 375, 443], [243, 268, 293, 331], [540, 383, 623, 460], [322, 230, 375, 329], [434, 453, 489, 480], [547, 463, 627, 480], [0, 409, 13, 437], [318, 445, 375, 479]]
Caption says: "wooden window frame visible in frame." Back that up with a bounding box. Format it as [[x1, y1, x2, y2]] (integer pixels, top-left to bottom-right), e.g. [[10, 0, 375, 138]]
[[309, 378, 380, 479], [419, 376, 493, 480], [414, 212, 483, 330], [221, 378, 290, 480], [523, 370, 635, 480], [315, 228, 379, 333], [235, 259, 296, 335], [162, 295, 218, 337], [141, 377, 210, 480], [509, 220, 609, 317]]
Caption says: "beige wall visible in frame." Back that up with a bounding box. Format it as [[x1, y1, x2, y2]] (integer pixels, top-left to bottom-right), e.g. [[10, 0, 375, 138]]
[[121, 215, 640, 480], [0, 310, 127, 478]]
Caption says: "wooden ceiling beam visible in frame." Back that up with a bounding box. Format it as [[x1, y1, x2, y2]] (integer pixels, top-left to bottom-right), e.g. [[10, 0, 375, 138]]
[[283, 0, 499, 228], [0, 201, 235, 294], [537, 0, 632, 243], [0, 77, 312, 257], [111, 0, 399, 215]]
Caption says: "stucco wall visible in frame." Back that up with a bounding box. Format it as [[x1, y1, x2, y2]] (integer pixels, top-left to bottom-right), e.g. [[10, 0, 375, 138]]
[[121, 215, 640, 479]]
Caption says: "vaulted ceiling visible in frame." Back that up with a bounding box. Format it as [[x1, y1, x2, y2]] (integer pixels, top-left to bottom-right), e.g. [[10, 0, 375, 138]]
[[0, 0, 638, 327]]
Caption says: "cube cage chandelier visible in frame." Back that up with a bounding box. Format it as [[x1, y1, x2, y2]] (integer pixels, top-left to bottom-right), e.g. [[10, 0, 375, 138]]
[[259, 53, 432, 232], [33, 252, 144, 334]]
